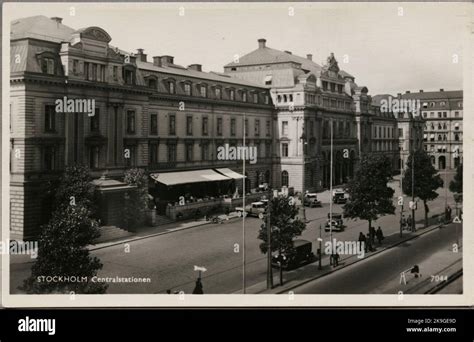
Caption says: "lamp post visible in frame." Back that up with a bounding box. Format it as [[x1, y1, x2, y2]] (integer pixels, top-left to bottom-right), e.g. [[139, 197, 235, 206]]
[[329, 119, 334, 263], [299, 119, 307, 223], [411, 148, 415, 232], [318, 225, 323, 270]]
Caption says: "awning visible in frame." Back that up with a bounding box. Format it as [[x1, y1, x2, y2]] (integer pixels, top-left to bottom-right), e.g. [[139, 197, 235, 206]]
[[215, 168, 246, 180], [150, 169, 229, 186]]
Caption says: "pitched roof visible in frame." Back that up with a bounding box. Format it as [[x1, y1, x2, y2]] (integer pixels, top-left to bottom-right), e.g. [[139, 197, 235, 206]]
[[400, 90, 462, 100], [225, 45, 354, 79], [10, 15, 75, 43]]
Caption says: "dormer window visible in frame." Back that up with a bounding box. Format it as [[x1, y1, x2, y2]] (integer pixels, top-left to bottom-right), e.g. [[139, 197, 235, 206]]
[[169, 81, 175, 94], [123, 65, 135, 85], [41, 58, 55, 75], [242, 91, 247, 102], [215, 87, 221, 99], [200, 85, 207, 98], [147, 78, 157, 89], [184, 83, 192, 96], [253, 93, 258, 104], [229, 89, 235, 101], [264, 75, 272, 85]]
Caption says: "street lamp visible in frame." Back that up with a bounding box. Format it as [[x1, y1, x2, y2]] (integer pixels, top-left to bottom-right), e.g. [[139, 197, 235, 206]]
[[329, 119, 334, 263], [411, 149, 415, 232], [318, 225, 323, 270], [242, 112, 246, 294]]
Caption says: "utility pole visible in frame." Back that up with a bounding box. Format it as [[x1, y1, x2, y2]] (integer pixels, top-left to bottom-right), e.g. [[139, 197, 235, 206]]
[[266, 195, 273, 289], [329, 119, 334, 264], [299, 117, 307, 223], [318, 225, 322, 270], [242, 113, 246, 294], [411, 147, 415, 232], [400, 161, 404, 238]]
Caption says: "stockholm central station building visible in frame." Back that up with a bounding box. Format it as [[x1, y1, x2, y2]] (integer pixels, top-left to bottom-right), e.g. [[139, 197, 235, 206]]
[[10, 16, 433, 239]]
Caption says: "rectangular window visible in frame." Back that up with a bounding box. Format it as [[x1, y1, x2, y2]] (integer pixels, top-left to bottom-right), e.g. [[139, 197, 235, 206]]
[[230, 89, 235, 101], [253, 93, 258, 104], [244, 119, 248, 136], [90, 108, 100, 132], [255, 119, 260, 136], [217, 118, 223, 136], [126, 110, 136, 134], [202, 117, 208, 136], [169, 82, 175, 94], [45, 105, 56, 132], [169, 114, 176, 135], [167, 144, 177, 162], [215, 88, 221, 99], [282, 143, 289, 157], [149, 143, 159, 165], [265, 143, 271, 158], [455, 111, 459, 117], [186, 144, 193, 161], [124, 70, 133, 85], [184, 83, 191, 96], [242, 92, 247, 102], [113, 66, 118, 80], [150, 114, 158, 135], [310, 121, 314, 137], [265, 95, 270, 104], [42, 58, 55, 75], [201, 143, 209, 160], [84, 62, 89, 80], [398, 128, 403, 138], [91, 64, 97, 81], [124, 146, 135, 166], [73, 60, 79, 75], [186, 116, 193, 135], [43, 146, 56, 171], [231, 118, 236, 136], [200, 85, 207, 98], [266, 120, 271, 136], [89, 146, 100, 169], [282, 121, 289, 136]]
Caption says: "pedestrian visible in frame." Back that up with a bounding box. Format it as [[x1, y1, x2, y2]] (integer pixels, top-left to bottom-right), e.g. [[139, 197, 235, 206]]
[[447, 205, 452, 222], [359, 232, 367, 252], [376, 226, 384, 245], [192, 277, 204, 294], [366, 233, 374, 252], [411, 265, 421, 278], [369, 226, 376, 245], [333, 252, 340, 267], [407, 214, 412, 231], [401, 215, 406, 230]]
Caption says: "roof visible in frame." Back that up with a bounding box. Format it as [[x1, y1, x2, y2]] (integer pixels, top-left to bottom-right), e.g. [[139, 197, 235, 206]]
[[225, 45, 354, 79], [400, 90, 462, 100], [10, 15, 75, 43], [136, 60, 265, 88]]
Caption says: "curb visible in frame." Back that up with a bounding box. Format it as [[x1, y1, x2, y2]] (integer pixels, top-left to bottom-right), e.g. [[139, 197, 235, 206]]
[[257, 223, 445, 294]]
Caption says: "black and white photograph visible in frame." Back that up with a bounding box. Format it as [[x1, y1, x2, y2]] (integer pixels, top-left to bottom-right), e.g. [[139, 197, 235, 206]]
[[2, 1, 471, 307]]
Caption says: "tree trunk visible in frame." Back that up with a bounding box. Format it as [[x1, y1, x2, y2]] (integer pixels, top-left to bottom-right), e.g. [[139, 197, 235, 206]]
[[424, 200, 429, 228], [368, 219, 371, 232]]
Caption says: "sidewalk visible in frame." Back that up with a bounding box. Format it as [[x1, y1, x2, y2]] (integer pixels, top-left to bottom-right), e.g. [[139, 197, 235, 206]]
[[89, 212, 241, 251], [239, 218, 449, 294]]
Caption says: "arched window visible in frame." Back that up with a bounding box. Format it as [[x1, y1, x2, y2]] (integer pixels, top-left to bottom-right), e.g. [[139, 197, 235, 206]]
[[438, 135, 442, 141], [277, 95, 282, 103], [281, 171, 289, 187], [454, 133, 459, 141]]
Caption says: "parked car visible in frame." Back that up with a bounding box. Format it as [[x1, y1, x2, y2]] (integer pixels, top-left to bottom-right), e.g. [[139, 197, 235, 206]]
[[235, 201, 267, 217], [332, 189, 348, 204], [271, 239, 316, 270], [324, 212, 344, 231], [304, 193, 322, 207]]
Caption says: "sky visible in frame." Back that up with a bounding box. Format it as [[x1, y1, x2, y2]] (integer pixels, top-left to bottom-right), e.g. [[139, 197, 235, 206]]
[[5, 2, 469, 95]]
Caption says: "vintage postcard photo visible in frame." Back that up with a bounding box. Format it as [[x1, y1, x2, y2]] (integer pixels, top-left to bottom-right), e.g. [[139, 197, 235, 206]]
[[2, 1, 472, 307]]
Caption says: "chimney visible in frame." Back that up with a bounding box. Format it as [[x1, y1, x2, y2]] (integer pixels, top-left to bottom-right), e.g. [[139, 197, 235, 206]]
[[284, 50, 292, 55], [419, 89, 424, 93], [397, 93, 402, 98], [160, 55, 174, 67], [440, 88, 444, 92], [258, 38, 266, 49], [136, 48, 147, 62], [51, 17, 63, 24], [188, 64, 202, 72], [405, 91, 410, 94], [306, 54, 313, 61], [152, 56, 162, 67]]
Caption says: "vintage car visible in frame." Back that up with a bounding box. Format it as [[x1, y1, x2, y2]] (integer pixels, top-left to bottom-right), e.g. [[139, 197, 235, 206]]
[[324, 213, 344, 232], [235, 201, 267, 217], [332, 189, 349, 204], [271, 239, 316, 270], [303, 193, 322, 207]]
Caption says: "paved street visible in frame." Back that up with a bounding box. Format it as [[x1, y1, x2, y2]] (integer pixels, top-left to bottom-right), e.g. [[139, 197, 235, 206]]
[[288, 223, 462, 294], [10, 176, 460, 294]]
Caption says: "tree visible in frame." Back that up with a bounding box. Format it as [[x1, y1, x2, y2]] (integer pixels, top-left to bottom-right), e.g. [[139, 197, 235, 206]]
[[343, 154, 395, 231], [449, 163, 462, 194], [122, 168, 149, 230], [22, 166, 106, 294], [402, 150, 443, 227], [258, 196, 306, 285]]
